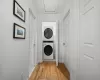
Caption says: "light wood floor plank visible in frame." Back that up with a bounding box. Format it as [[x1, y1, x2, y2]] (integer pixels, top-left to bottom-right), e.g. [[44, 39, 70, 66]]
[[29, 61, 69, 80]]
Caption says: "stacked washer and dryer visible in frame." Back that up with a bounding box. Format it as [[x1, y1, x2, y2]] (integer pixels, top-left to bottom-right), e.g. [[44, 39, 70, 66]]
[[42, 26, 54, 60]]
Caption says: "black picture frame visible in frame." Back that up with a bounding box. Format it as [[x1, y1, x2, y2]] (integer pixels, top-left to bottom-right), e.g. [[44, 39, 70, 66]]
[[13, 0, 26, 22], [13, 23, 26, 39]]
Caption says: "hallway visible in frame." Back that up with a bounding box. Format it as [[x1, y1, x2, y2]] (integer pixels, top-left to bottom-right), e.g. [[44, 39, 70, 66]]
[[0, 0, 100, 80], [29, 62, 69, 80]]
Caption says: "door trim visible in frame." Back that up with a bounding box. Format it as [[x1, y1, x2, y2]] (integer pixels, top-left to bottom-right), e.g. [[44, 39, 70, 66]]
[[62, 9, 70, 63]]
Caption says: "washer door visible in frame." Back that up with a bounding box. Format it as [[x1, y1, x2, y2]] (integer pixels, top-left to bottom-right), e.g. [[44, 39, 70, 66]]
[[44, 28, 53, 39], [44, 45, 53, 56]]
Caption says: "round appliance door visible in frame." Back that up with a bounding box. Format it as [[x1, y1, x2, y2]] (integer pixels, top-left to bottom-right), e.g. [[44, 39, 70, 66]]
[[44, 45, 53, 56], [44, 28, 53, 39]]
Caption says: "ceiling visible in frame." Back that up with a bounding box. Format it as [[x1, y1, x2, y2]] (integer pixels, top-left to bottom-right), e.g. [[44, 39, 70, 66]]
[[33, 0, 67, 14]]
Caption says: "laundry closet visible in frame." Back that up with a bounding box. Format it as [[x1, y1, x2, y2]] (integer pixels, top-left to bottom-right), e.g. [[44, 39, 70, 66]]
[[42, 22, 58, 65]]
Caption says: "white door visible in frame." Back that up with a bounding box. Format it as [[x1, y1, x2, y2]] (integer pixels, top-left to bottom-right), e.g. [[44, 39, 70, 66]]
[[29, 9, 37, 75], [79, 0, 100, 80], [63, 11, 70, 69]]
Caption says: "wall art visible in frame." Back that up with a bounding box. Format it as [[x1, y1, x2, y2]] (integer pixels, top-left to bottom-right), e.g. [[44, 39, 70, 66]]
[[13, 23, 26, 39], [13, 0, 25, 22]]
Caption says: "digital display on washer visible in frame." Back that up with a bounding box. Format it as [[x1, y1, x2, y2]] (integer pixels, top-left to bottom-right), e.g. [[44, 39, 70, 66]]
[[44, 28, 53, 39], [44, 45, 53, 56]]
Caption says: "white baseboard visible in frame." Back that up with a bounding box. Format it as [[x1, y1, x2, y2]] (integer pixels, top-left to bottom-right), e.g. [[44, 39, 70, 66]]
[[29, 64, 38, 78], [29, 67, 35, 78], [43, 59, 56, 62]]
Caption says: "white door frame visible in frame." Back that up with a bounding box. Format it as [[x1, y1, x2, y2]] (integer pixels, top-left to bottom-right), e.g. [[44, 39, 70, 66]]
[[29, 8, 37, 66], [55, 21, 59, 66], [42, 22, 58, 66], [62, 9, 70, 63]]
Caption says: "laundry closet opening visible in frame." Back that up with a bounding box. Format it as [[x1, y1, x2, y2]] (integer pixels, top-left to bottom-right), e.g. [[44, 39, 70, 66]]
[[42, 22, 58, 66]]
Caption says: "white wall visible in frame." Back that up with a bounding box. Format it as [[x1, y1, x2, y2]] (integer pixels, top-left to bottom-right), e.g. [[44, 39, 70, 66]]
[[78, 0, 100, 80], [0, 0, 37, 80], [63, 0, 100, 80]]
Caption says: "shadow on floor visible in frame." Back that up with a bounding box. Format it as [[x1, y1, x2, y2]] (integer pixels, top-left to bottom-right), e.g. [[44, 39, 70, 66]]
[[58, 63, 70, 80]]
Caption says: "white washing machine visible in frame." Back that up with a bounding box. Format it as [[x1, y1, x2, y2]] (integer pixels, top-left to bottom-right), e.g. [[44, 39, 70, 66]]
[[43, 41, 54, 60], [42, 26, 54, 41]]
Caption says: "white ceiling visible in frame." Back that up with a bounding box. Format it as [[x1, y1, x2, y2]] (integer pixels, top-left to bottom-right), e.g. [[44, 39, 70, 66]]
[[43, 0, 57, 12], [33, 0, 67, 14]]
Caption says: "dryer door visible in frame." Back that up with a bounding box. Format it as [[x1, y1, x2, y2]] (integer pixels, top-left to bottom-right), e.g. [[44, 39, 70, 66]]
[[44, 45, 53, 56], [44, 28, 53, 39]]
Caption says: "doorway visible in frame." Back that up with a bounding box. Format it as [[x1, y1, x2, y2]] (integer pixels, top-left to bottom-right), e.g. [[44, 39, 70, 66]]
[[63, 10, 70, 70], [29, 9, 37, 75], [42, 22, 58, 66]]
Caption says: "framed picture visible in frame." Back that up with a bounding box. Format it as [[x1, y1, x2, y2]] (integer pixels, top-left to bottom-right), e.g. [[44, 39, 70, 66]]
[[13, 23, 26, 39], [13, 0, 25, 22]]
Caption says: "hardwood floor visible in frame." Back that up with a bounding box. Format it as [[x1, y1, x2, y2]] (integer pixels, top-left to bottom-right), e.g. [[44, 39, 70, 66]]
[[58, 63, 70, 80], [29, 62, 70, 80]]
